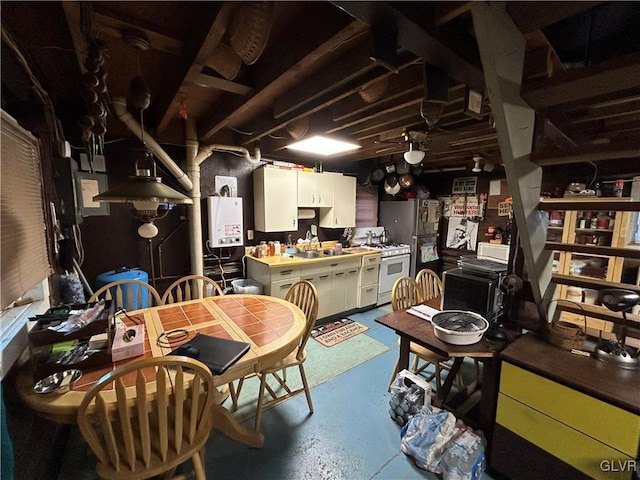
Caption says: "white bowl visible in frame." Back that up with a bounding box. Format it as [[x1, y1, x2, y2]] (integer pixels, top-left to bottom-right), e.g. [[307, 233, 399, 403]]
[[431, 310, 489, 345]]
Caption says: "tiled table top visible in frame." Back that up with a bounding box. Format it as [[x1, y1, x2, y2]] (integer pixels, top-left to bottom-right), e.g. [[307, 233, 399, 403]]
[[17, 295, 305, 423]]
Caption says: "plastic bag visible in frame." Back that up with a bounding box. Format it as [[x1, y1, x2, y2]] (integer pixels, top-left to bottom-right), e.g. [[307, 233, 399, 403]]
[[400, 409, 457, 472], [441, 423, 487, 480]]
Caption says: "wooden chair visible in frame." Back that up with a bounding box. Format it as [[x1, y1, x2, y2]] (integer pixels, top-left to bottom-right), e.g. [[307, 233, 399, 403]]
[[161, 275, 224, 304], [416, 268, 443, 302], [387, 276, 456, 395], [89, 279, 162, 312], [231, 280, 318, 432], [77, 356, 215, 480]]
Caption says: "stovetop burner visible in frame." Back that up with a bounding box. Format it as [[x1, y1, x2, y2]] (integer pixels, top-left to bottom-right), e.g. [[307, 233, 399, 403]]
[[362, 242, 411, 257]]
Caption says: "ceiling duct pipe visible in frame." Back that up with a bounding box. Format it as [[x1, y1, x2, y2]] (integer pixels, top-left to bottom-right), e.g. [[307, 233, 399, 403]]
[[111, 97, 193, 192], [194, 143, 261, 166], [185, 119, 203, 277]]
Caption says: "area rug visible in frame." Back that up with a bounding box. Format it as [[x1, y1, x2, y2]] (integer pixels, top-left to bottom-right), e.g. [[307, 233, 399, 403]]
[[228, 332, 388, 423], [310, 318, 369, 347]]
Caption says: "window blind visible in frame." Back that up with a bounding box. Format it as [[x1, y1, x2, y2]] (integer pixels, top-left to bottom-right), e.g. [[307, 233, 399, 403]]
[[355, 185, 378, 227], [1, 110, 52, 310]]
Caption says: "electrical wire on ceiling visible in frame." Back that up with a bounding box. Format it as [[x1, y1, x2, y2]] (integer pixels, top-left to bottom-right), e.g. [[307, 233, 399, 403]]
[[229, 126, 255, 135]]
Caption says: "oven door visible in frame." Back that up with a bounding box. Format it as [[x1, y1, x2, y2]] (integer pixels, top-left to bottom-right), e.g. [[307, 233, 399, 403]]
[[377, 254, 411, 305]]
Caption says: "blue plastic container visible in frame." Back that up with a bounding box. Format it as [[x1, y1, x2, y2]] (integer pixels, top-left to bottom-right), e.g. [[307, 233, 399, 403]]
[[95, 268, 149, 309]]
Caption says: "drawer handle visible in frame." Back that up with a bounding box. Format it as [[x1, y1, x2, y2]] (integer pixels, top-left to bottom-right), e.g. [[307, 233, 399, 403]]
[[319, 275, 330, 279], [302, 277, 313, 281], [280, 270, 293, 275], [348, 270, 357, 274], [366, 267, 375, 272], [335, 272, 344, 277], [331, 263, 338, 267], [280, 283, 293, 289], [365, 287, 374, 292]]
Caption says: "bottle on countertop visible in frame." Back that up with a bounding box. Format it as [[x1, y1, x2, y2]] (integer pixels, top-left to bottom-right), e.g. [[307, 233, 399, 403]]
[[273, 241, 281, 256]]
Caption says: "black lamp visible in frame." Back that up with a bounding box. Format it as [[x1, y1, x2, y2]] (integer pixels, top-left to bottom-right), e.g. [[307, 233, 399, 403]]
[[594, 288, 639, 369]]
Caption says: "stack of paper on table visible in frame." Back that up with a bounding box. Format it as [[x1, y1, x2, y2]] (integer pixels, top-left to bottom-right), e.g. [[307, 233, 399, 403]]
[[406, 304, 440, 321]]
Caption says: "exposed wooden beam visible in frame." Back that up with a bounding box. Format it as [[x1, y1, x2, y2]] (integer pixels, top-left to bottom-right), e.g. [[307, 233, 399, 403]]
[[506, 2, 603, 34], [156, 2, 232, 134], [192, 73, 254, 96], [273, 40, 379, 119], [199, 20, 369, 141], [473, 3, 549, 311], [531, 140, 640, 166], [332, 67, 423, 122], [88, 4, 184, 55], [522, 54, 640, 110], [434, 2, 479, 27], [332, 1, 485, 92]]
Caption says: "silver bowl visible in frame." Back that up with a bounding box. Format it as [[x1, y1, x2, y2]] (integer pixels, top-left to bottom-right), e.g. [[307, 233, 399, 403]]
[[33, 369, 82, 395]]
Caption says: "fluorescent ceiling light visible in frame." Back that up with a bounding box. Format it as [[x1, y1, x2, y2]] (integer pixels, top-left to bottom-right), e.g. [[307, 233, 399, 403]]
[[286, 135, 360, 156]]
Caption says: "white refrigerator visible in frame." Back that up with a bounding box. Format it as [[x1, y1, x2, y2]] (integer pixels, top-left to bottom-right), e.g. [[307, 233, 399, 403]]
[[379, 199, 440, 278]]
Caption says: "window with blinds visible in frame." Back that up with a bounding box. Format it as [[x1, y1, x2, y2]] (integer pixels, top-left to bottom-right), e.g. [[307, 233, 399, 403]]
[[1, 110, 52, 311]]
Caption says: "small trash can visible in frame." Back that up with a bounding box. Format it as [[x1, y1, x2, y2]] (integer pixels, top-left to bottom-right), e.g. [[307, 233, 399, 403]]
[[231, 279, 264, 295]]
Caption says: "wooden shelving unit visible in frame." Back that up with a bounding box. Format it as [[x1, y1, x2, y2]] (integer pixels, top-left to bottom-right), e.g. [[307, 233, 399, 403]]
[[539, 198, 640, 335]]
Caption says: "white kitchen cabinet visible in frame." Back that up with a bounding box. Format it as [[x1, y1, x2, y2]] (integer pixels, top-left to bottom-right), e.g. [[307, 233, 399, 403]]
[[297, 171, 333, 207], [345, 267, 359, 311], [331, 270, 348, 315], [319, 174, 356, 228], [358, 253, 381, 307], [254, 167, 298, 232]]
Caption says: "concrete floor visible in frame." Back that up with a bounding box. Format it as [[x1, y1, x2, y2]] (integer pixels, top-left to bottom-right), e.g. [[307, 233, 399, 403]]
[[55, 305, 494, 479], [203, 306, 494, 480]]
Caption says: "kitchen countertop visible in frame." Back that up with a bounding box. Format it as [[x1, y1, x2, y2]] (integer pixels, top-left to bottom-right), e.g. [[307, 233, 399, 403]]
[[246, 248, 379, 267]]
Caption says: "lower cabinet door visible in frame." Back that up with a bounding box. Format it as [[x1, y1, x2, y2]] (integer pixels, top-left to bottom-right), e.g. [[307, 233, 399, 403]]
[[315, 274, 332, 319], [345, 268, 359, 311], [270, 277, 300, 299]]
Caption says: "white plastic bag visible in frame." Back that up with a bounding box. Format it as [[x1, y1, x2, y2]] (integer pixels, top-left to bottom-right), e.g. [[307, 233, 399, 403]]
[[400, 409, 457, 472]]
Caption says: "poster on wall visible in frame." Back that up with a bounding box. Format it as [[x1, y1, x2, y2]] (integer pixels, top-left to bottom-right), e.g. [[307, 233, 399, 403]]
[[446, 217, 479, 251]]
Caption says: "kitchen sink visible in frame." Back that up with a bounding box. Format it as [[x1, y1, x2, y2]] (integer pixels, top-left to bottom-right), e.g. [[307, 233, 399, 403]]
[[295, 250, 320, 259]]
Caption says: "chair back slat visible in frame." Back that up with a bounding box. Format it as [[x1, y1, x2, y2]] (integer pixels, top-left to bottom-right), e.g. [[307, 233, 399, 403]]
[[161, 275, 224, 304], [391, 277, 421, 311], [416, 268, 443, 302], [77, 356, 215, 479], [114, 377, 136, 469], [284, 280, 318, 359], [89, 279, 161, 311]]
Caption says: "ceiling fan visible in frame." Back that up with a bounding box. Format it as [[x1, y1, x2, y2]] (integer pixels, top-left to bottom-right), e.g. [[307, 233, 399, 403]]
[[375, 129, 431, 164]]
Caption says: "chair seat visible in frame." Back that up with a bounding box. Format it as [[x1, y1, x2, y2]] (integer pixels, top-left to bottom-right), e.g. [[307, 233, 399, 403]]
[[407, 340, 447, 363], [261, 349, 307, 373]]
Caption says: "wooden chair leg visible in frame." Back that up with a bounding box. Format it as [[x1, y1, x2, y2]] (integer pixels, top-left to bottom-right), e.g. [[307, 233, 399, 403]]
[[298, 363, 313, 414], [228, 381, 239, 411], [387, 357, 401, 392], [192, 448, 206, 480], [254, 373, 268, 432]]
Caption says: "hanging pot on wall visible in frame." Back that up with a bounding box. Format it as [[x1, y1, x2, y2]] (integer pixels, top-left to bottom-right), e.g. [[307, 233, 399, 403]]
[[399, 174, 415, 189], [357, 170, 371, 186], [383, 174, 401, 195], [395, 158, 410, 175], [371, 166, 385, 183]]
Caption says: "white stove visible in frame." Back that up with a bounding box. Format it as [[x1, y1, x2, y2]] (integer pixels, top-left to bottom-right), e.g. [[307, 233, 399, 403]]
[[363, 243, 411, 257], [351, 227, 412, 305]]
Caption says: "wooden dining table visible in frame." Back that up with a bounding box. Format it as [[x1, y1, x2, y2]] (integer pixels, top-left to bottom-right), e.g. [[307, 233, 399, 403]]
[[16, 294, 307, 448], [375, 298, 508, 442]]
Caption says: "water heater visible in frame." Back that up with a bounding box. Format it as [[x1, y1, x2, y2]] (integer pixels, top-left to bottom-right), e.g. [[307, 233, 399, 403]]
[[207, 196, 243, 248]]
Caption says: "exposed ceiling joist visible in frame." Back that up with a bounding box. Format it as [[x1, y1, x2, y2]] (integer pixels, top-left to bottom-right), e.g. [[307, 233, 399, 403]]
[[530, 139, 640, 165], [522, 54, 640, 110], [506, 1, 603, 34], [332, 0, 485, 92], [199, 19, 368, 140], [433, 1, 479, 27]]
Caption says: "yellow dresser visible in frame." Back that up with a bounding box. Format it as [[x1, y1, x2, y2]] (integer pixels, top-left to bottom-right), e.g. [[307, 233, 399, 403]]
[[491, 334, 640, 480]]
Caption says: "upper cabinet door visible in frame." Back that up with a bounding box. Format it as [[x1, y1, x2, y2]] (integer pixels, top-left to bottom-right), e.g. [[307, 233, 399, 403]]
[[254, 167, 298, 232], [319, 174, 356, 228], [297, 171, 333, 207]]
